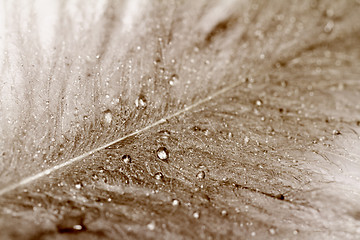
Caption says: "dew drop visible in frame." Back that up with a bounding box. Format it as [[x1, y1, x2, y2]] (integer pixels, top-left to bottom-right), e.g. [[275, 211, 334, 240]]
[[169, 74, 178, 86], [135, 95, 147, 108], [75, 183, 82, 189], [122, 155, 131, 164], [332, 129, 341, 135], [103, 109, 112, 125], [154, 172, 164, 180], [324, 20, 334, 33], [255, 99, 263, 106], [193, 211, 200, 219], [172, 199, 180, 206], [156, 147, 169, 160], [158, 130, 171, 139], [221, 210, 228, 216], [73, 225, 83, 231], [269, 228, 276, 235], [147, 221, 156, 231], [196, 171, 205, 179]]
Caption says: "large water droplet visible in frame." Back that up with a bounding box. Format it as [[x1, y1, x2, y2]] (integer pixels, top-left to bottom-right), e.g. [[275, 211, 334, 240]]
[[122, 155, 131, 164], [156, 147, 169, 160]]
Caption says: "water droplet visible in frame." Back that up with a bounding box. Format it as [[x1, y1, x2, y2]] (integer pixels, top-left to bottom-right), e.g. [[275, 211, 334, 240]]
[[147, 221, 156, 231], [169, 74, 178, 86], [103, 109, 112, 125], [251, 232, 256, 237], [158, 130, 171, 139], [172, 199, 180, 206], [293, 229, 299, 235], [156, 147, 169, 160], [324, 20, 334, 33], [269, 228, 276, 235], [96, 54, 100, 59], [332, 129, 341, 135], [221, 210, 228, 216], [154, 172, 164, 180], [196, 171, 205, 179], [193, 211, 200, 219], [255, 99, 263, 106], [135, 95, 147, 108], [75, 183, 82, 189], [122, 155, 131, 164], [73, 225, 82, 230]]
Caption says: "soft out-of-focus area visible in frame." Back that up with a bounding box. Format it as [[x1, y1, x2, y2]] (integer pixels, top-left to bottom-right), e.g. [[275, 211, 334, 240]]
[[0, 1, 360, 238]]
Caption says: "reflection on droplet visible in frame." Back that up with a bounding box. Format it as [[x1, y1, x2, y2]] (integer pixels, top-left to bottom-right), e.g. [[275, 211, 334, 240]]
[[196, 171, 205, 179], [156, 147, 169, 160], [75, 183, 82, 189], [154, 172, 164, 180], [135, 95, 147, 108], [122, 155, 131, 164]]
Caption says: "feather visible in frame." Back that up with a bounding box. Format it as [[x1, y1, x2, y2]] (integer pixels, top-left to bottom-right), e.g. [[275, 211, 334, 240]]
[[0, 0, 360, 239]]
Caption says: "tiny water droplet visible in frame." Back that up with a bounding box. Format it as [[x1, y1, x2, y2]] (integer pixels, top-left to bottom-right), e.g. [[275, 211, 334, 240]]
[[269, 228, 276, 235], [169, 74, 178, 86], [221, 210, 228, 216], [196, 171, 205, 179], [154, 172, 164, 180], [251, 232, 256, 237], [122, 155, 131, 164], [135, 95, 147, 108], [332, 129, 341, 135], [103, 109, 112, 124], [255, 99, 263, 106], [156, 147, 169, 160], [147, 221, 156, 231], [158, 130, 171, 139], [73, 225, 82, 230], [75, 183, 82, 189], [193, 211, 200, 219], [324, 20, 334, 33], [172, 199, 180, 206]]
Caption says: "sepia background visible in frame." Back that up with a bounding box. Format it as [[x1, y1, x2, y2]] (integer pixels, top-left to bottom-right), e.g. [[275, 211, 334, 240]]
[[0, 0, 360, 239]]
